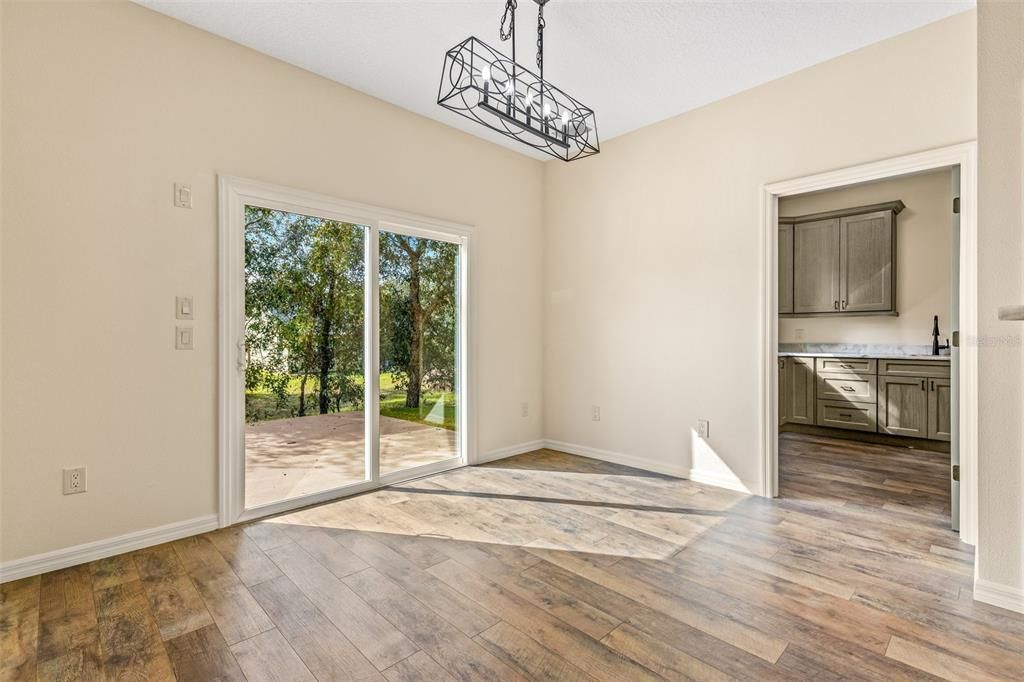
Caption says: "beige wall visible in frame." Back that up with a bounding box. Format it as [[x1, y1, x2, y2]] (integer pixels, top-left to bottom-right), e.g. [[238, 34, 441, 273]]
[[976, 0, 1023, 600], [0, 1, 544, 562], [778, 169, 954, 346], [543, 12, 976, 490]]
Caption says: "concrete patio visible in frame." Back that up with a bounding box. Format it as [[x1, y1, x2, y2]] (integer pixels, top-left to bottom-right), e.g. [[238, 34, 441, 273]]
[[245, 412, 456, 508]]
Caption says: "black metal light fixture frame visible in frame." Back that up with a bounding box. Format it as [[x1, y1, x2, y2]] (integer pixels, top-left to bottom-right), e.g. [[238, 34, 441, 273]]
[[437, 0, 599, 162]]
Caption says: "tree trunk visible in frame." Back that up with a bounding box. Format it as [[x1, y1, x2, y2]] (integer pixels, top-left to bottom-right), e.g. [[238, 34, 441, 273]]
[[405, 260, 423, 409], [298, 373, 308, 417], [317, 279, 336, 415]]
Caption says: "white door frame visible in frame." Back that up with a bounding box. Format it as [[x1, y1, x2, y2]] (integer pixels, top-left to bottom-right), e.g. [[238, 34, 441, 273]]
[[218, 175, 473, 526], [758, 142, 979, 547]]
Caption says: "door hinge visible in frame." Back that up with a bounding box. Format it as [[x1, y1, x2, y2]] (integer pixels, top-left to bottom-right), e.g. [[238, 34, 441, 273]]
[[953, 197, 961, 214], [951, 464, 960, 482]]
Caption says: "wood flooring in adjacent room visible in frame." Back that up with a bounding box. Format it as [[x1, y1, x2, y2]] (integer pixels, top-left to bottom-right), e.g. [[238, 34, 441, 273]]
[[3, 439, 1023, 680]]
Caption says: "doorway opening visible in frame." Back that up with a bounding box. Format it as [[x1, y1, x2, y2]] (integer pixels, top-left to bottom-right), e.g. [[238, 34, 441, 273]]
[[219, 176, 471, 525], [760, 143, 978, 549]]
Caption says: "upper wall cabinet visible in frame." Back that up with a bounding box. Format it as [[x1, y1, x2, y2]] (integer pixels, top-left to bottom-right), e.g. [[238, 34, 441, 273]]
[[793, 218, 841, 314], [779, 222, 794, 314], [780, 201, 904, 317]]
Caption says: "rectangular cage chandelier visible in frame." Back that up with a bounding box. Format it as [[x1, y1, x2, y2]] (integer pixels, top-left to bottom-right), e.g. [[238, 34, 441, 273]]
[[437, 0, 599, 162]]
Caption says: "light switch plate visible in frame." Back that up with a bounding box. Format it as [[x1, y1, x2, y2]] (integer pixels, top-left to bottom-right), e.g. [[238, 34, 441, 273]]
[[176, 326, 194, 350], [174, 183, 192, 209], [176, 296, 194, 320], [697, 419, 711, 439]]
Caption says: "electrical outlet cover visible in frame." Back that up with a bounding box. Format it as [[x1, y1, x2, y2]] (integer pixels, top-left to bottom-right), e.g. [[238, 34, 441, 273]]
[[63, 467, 87, 495]]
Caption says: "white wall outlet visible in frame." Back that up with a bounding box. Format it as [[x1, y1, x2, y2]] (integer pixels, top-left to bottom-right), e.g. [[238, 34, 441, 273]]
[[174, 183, 192, 209], [521, 402, 529, 418], [795, 328, 805, 341], [176, 326, 194, 350], [697, 419, 711, 439], [592, 405, 601, 421], [176, 296, 194, 320], [63, 467, 87, 495]]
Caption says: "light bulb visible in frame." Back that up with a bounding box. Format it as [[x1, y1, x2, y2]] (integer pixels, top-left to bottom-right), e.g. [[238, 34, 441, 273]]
[[561, 112, 569, 128], [479, 64, 491, 82], [543, 103, 552, 119], [504, 79, 515, 96]]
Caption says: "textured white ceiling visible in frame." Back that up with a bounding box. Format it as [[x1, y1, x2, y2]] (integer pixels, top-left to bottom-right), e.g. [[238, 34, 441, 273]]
[[139, 0, 973, 160]]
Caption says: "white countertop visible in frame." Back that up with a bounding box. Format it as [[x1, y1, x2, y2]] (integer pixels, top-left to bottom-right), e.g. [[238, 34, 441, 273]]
[[778, 351, 950, 361]]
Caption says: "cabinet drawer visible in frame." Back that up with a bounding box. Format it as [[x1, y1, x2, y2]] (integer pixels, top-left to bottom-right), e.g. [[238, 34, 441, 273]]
[[817, 372, 876, 403], [816, 357, 876, 374], [878, 359, 950, 378], [816, 400, 877, 432]]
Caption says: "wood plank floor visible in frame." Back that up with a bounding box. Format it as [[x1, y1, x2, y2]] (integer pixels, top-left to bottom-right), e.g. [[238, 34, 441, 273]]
[[3, 435, 1023, 680]]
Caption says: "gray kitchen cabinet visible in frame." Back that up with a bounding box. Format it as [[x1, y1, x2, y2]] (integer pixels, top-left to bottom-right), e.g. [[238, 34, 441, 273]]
[[817, 399, 877, 432], [817, 357, 876, 374], [878, 375, 929, 438], [817, 371, 877, 404], [778, 358, 790, 426], [793, 218, 841, 314], [784, 354, 949, 441], [840, 211, 895, 312], [786, 356, 815, 425], [928, 377, 952, 441], [779, 222, 794, 314], [783, 201, 903, 318]]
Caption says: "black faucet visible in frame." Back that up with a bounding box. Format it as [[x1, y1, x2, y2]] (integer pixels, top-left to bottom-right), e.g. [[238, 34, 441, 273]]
[[932, 315, 950, 355]]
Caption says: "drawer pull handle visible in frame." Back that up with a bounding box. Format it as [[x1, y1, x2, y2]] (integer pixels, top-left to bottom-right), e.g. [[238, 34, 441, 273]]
[[839, 413, 853, 418], [921, 379, 927, 391], [840, 386, 855, 392]]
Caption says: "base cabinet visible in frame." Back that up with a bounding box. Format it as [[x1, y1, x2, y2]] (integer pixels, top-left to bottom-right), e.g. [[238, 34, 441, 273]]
[[779, 356, 815, 426], [928, 377, 952, 442], [878, 375, 930, 438], [817, 400, 877, 432], [783, 354, 950, 442]]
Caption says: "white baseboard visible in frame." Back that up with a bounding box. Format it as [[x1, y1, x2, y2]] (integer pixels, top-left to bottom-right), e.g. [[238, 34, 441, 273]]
[[474, 439, 546, 465], [0, 514, 218, 583], [687, 468, 753, 494], [543, 439, 690, 478], [974, 577, 1024, 614]]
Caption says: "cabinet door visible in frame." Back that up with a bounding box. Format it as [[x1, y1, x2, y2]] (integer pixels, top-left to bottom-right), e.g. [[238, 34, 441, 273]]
[[793, 219, 841, 314], [840, 211, 894, 312], [878, 375, 929, 438], [788, 357, 815, 425], [778, 358, 790, 426], [928, 377, 952, 441], [779, 224, 794, 314]]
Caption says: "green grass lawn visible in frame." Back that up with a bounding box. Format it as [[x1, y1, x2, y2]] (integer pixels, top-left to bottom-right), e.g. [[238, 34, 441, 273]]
[[246, 373, 456, 430]]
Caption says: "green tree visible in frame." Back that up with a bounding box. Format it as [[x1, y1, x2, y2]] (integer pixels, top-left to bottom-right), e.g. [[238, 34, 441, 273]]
[[379, 233, 457, 408], [244, 207, 364, 420]]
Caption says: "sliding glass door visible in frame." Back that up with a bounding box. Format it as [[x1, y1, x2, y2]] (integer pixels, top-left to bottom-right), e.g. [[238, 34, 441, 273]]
[[226, 179, 469, 522], [378, 228, 460, 477], [243, 207, 369, 509]]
